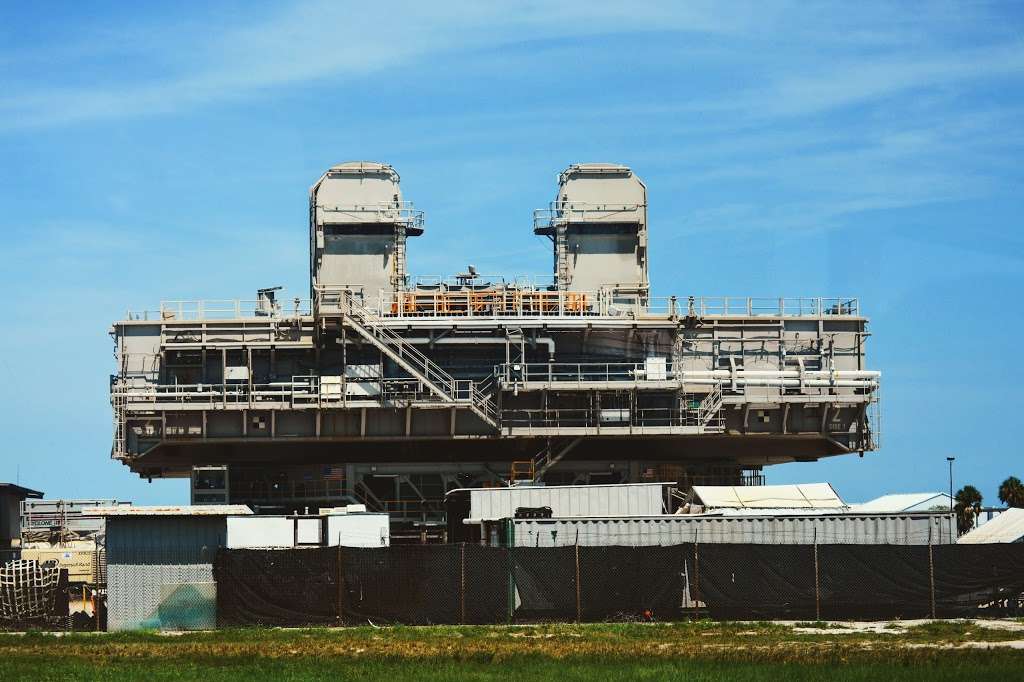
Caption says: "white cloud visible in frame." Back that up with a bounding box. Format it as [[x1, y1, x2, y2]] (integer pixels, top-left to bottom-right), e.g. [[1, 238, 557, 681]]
[[3, 1, 1017, 130], [0, 1, 755, 129]]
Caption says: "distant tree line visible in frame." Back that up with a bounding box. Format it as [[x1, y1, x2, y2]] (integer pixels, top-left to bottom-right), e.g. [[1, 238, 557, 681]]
[[953, 475, 1024, 535]]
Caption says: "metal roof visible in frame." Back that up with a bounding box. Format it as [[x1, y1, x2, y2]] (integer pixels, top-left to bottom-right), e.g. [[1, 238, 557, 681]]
[[93, 505, 252, 517], [690, 483, 845, 509], [696, 507, 946, 518], [853, 492, 952, 513], [958, 508, 1024, 544], [0, 483, 44, 499]]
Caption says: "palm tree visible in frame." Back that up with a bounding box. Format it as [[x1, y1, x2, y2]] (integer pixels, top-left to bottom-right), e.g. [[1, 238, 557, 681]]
[[954, 485, 983, 535], [998, 476, 1024, 508]]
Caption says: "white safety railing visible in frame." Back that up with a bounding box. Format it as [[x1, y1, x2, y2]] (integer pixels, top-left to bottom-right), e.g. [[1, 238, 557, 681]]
[[316, 201, 424, 230], [533, 201, 644, 230], [125, 293, 859, 322], [379, 291, 859, 319], [130, 298, 312, 322], [495, 362, 880, 392], [501, 403, 724, 431], [114, 376, 474, 410]]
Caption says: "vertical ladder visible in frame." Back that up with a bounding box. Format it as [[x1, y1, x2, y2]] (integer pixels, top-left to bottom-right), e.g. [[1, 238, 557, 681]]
[[111, 380, 128, 459], [391, 223, 407, 288], [555, 222, 570, 290]]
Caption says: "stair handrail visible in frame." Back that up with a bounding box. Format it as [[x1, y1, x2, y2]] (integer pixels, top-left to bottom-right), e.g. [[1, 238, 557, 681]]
[[342, 290, 500, 427]]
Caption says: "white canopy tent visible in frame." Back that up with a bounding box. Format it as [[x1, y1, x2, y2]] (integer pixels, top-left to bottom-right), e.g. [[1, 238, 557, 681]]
[[958, 508, 1024, 544], [688, 483, 846, 511]]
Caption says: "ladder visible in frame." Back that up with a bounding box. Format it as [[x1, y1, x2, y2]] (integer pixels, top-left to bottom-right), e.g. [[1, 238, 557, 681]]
[[111, 380, 128, 459], [341, 292, 499, 428], [391, 224, 407, 288], [555, 222, 571, 290]]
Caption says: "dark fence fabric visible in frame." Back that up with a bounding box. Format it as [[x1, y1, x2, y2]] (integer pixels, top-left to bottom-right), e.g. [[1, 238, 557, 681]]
[[934, 544, 1024, 616], [215, 548, 340, 627], [578, 546, 686, 621], [819, 545, 932, 620], [214, 543, 1024, 627], [696, 544, 817, 619]]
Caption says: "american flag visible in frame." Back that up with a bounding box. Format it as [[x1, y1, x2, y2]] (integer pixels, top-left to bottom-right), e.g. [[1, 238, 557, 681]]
[[322, 465, 345, 481]]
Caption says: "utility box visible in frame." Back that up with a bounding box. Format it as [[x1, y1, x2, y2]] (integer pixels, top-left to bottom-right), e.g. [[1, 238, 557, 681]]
[[19, 546, 96, 584], [644, 357, 667, 381]]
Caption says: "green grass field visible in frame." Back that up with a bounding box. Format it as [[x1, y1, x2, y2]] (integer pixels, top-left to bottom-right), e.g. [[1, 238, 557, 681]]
[[2, 621, 1023, 681]]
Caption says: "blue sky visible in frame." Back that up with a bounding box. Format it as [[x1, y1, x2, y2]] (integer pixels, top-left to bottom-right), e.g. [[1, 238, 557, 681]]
[[1, 2, 1022, 506]]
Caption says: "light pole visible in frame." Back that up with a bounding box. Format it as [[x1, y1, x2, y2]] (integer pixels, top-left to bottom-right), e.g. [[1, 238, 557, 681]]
[[946, 457, 955, 510], [947, 456, 955, 543]]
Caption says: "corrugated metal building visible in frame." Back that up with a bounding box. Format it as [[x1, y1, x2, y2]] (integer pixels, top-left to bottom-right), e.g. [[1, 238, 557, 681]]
[[100, 505, 251, 631], [486, 512, 956, 547]]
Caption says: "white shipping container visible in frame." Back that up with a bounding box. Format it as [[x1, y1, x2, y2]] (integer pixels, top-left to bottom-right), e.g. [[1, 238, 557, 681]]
[[226, 514, 390, 548], [226, 516, 295, 548], [326, 513, 390, 547], [464, 482, 668, 521], [500, 512, 956, 547]]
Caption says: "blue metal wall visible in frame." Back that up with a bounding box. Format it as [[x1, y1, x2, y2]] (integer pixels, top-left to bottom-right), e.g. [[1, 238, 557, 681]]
[[106, 516, 226, 631]]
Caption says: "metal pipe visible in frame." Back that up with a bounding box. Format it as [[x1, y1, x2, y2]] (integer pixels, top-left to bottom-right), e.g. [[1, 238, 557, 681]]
[[390, 336, 557, 356], [678, 378, 876, 388]]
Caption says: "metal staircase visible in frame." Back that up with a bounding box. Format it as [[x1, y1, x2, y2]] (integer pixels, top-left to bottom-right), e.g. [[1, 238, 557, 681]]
[[351, 479, 386, 512], [698, 382, 724, 431], [510, 437, 583, 483], [340, 292, 499, 428], [533, 436, 582, 480]]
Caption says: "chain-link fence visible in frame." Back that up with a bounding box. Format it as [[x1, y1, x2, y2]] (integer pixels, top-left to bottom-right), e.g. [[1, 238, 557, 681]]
[[214, 542, 1024, 627], [107, 546, 216, 632]]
